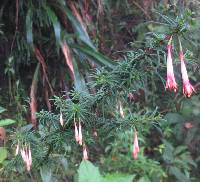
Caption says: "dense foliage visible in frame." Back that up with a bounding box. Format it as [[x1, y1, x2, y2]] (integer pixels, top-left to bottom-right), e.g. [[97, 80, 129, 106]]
[[0, 0, 200, 181]]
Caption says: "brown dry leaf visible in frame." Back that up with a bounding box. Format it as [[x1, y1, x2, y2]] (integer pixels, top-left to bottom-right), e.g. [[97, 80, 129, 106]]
[[68, 0, 87, 33], [44, 86, 51, 111], [97, 0, 104, 18], [61, 41, 75, 80], [34, 47, 54, 95], [132, 0, 151, 19], [0, 179, 9, 182], [30, 90, 37, 127], [0, 127, 6, 146], [30, 64, 40, 127]]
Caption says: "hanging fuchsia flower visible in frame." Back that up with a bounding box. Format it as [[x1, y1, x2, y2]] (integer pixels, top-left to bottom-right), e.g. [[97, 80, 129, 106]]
[[27, 145, 32, 171], [180, 51, 195, 97], [78, 121, 83, 146], [74, 120, 83, 146], [20, 144, 32, 171], [83, 145, 88, 160], [74, 121, 79, 143], [166, 38, 177, 92], [20, 147, 26, 162], [60, 113, 64, 126], [132, 129, 139, 159]]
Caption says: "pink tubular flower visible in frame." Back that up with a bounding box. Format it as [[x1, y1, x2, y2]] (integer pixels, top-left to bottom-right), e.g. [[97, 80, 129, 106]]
[[74, 119, 83, 146], [83, 146, 88, 160], [78, 121, 83, 146], [60, 113, 64, 126], [20, 144, 32, 171], [27, 145, 32, 171], [74, 121, 79, 143], [166, 44, 177, 92], [180, 51, 195, 97], [132, 129, 140, 159], [20, 148, 26, 162]]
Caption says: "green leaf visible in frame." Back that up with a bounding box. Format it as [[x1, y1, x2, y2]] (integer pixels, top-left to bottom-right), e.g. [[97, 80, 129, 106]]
[[0, 147, 7, 163], [0, 106, 6, 114], [71, 43, 115, 69], [103, 173, 135, 182], [40, 166, 53, 182], [174, 146, 187, 156], [78, 160, 102, 182], [138, 176, 151, 182], [26, 8, 33, 47], [45, 6, 61, 46], [0, 119, 16, 127], [164, 113, 184, 124], [154, 11, 176, 26], [59, 3, 94, 49], [169, 166, 190, 182], [162, 139, 174, 162], [20, 124, 34, 132], [72, 57, 88, 92]]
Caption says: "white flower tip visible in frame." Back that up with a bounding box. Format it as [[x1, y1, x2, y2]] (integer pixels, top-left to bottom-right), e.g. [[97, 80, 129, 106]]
[[83, 147, 88, 160], [60, 113, 64, 126]]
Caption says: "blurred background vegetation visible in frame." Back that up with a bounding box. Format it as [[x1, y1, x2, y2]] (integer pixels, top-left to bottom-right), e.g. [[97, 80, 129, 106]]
[[0, 0, 200, 181]]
